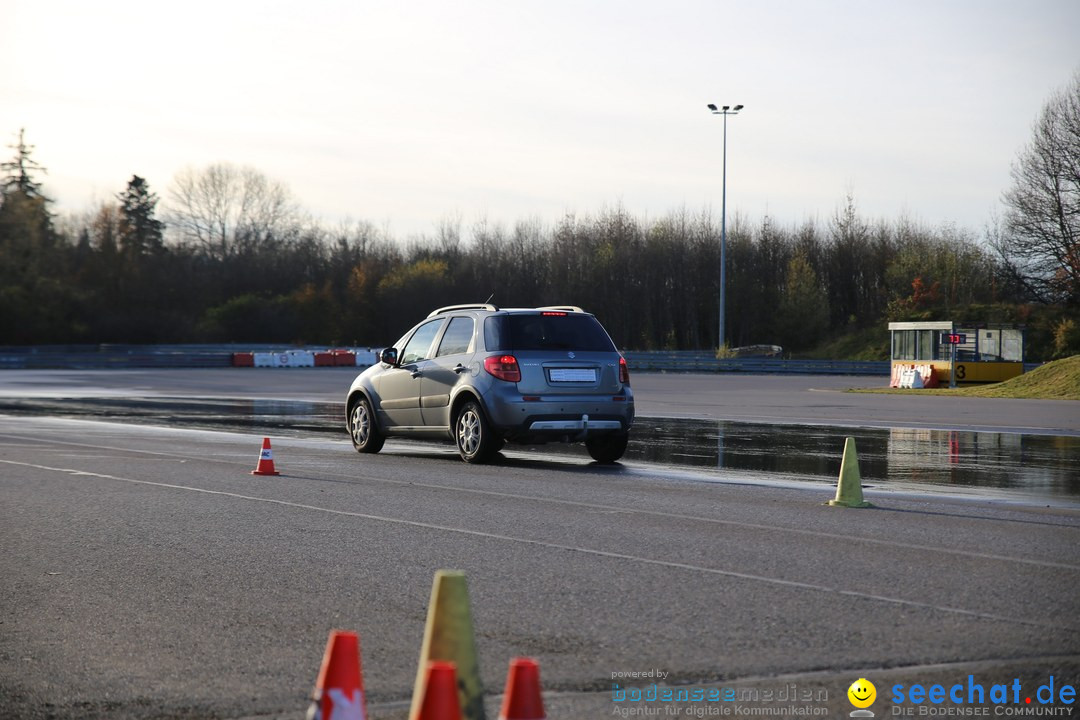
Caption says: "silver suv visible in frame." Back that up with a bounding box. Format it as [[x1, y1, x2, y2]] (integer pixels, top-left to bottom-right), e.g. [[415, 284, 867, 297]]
[[346, 304, 634, 463]]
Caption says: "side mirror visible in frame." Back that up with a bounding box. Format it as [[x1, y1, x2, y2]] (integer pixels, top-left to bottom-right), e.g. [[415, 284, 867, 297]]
[[380, 347, 399, 366]]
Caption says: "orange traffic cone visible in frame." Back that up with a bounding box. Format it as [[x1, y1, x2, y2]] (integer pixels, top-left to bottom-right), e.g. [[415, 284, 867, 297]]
[[417, 661, 463, 720], [251, 437, 280, 476], [499, 658, 545, 720], [306, 630, 367, 720]]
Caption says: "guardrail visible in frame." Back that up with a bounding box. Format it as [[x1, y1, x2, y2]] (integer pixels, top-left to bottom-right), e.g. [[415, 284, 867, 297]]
[[0, 344, 345, 370], [623, 351, 890, 376], [0, 345, 233, 370]]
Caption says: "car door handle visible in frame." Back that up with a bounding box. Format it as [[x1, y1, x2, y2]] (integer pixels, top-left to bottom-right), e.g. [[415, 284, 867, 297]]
[[453, 364, 468, 374], [410, 369, 422, 378]]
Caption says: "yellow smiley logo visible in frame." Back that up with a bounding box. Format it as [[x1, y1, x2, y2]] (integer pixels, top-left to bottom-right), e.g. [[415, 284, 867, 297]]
[[847, 678, 876, 709]]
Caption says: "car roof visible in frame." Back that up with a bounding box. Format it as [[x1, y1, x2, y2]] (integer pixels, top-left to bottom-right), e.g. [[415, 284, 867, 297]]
[[426, 304, 589, 318]]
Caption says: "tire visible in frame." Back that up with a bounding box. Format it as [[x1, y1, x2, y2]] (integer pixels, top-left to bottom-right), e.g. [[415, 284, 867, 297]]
[[349, 396, 385, 454], [454, 401, 498, 464], [586, 432, 629, 464]]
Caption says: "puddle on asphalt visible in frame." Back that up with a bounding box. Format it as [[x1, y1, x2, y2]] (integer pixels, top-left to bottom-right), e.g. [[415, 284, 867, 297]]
[[1, 396, 1077, 502], [619, 418, 1080, 501]]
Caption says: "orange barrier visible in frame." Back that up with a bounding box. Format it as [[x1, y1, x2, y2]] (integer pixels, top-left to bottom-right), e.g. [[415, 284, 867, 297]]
[[917, 364, 940, 388], [333, 350, 358, 366]]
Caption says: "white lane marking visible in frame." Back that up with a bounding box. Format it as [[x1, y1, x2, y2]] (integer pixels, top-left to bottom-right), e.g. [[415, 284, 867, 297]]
[[2, 457, 1075, 632], [2, 429, 1079, 572], [368, 476, 1080, 571]]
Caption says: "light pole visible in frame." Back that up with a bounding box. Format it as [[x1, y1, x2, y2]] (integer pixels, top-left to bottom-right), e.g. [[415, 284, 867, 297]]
[[707, 103, 743, 350]]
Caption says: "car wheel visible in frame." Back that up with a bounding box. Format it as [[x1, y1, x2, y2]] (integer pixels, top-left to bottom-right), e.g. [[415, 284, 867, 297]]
[[586, 432, 628, 463], [349, 396, 385, 454], [455, 401, 498, 463]]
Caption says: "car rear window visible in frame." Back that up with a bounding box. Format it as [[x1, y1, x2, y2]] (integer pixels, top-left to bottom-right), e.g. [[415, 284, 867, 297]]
[[484, 314, 616, 352]]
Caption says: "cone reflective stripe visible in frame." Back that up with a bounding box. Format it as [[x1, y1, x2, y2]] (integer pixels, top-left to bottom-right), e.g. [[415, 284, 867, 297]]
[[251, 437, 280, 475], [499, 658, 545, 720], [417, 661, 463, 720], [827, 437, 872, 508], [306, 630, 367, 720], [409, 570, 485, 720]]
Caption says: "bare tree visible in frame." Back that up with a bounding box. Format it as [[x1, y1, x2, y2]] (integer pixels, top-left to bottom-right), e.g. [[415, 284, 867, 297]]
[[166, 163, 297, 258], [998, 70, 1080, 304]]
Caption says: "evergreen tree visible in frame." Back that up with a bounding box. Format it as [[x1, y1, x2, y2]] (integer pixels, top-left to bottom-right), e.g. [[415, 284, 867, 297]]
[[117, 175, 165, 258], [778, 250, 831, 352], [1, 129, 47, 198], [0, 129, 71, 342]]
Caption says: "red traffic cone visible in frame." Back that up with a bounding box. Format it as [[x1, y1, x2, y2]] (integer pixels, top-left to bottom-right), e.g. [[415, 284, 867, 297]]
[[417, 661, 463, 720], [306, 630, 367, 720], [499, 657, 545, 720], [251, 437, 280, 476]]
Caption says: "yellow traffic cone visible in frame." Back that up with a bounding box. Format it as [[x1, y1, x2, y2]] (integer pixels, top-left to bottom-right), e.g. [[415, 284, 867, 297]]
[[409, 571, 486, 720], [828, 437, 872, 508]]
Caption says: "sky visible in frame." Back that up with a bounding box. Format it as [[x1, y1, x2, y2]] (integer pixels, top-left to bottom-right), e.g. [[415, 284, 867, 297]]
[[2, 0, 1079, 242]]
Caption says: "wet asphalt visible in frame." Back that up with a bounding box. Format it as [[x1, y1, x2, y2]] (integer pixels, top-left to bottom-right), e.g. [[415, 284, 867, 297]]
[[1, 367, 1078, 436], [0, 368, 1076, 502], [0, 369, 1077, 719]]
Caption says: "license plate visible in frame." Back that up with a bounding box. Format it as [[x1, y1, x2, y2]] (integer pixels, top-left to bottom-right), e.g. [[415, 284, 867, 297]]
[[549, 368, 596, 382]]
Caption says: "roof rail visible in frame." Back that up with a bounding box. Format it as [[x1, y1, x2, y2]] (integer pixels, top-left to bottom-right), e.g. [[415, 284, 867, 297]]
[[427, 303, 500, 318], [537, 305, 586, 313]]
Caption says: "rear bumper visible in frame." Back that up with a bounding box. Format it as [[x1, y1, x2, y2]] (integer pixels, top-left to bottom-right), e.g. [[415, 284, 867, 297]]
[[482, 387, 635, 442]]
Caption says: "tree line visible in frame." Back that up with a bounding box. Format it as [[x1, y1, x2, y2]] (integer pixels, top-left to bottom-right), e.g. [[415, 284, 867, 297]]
[[1, 73, 1077, 358]]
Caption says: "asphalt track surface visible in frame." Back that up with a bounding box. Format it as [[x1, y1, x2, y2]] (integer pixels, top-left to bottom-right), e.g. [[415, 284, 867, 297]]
[[1, 369, 1078, 719], [2, 367, 1078, 434]]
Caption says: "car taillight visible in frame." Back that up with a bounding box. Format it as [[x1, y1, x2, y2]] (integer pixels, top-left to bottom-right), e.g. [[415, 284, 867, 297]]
[[484, 354, 521, 382], [619, 356, 630, 385]]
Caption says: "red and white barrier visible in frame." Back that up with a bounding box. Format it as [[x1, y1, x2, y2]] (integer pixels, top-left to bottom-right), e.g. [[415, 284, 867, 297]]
[[890, 363, 940, 389], [253, 351, 314, 368], [232, 348, 375, 368]]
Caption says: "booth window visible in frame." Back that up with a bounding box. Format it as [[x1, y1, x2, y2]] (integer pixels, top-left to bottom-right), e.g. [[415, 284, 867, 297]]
[[918, 330, 935, 360], [891, 329, 937, 360], [1002, 329, 1023, 361], [892, 330, 915, 360]]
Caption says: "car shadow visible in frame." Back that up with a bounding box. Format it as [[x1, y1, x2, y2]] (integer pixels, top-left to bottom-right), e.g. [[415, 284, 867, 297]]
[[381, 440, 630, 474]]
